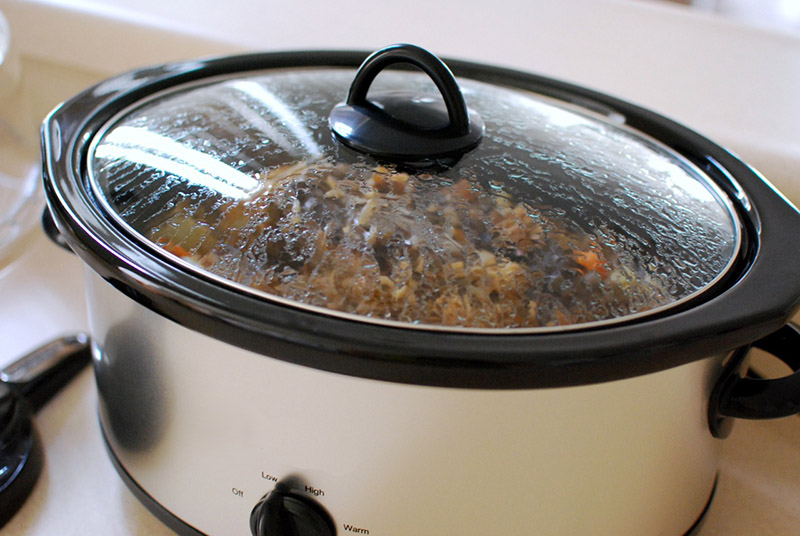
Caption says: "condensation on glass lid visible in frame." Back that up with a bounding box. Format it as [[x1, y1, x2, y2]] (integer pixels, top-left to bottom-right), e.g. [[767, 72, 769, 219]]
[[97, 159, 737, 331], [88, 68, 741, 331]]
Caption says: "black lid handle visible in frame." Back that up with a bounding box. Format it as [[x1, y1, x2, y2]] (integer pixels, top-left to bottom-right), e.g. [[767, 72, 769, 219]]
[[329, 44, 483, 163], [347, 44, 471, 136]]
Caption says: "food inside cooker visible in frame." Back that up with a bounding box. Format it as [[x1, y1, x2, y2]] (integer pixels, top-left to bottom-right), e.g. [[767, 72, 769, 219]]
[[146, 160, 674, 329]]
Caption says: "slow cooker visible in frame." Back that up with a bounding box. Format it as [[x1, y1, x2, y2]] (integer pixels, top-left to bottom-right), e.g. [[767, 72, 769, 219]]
[[41, 44, 800, 535]]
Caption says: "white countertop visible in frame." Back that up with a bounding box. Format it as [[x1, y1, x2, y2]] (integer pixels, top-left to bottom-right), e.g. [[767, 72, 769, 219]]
[[0, 0, 799, 534]]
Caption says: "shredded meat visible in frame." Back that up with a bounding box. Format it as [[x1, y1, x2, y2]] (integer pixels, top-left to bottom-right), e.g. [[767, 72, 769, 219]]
[[149, 161, 670, 328]]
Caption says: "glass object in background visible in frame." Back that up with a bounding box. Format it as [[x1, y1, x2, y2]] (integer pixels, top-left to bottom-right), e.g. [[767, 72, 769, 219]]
[[0, 9, 42, 269]]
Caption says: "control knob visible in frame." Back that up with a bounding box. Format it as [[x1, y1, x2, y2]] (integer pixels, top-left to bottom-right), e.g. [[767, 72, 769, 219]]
[[250, 487, 335, 536]]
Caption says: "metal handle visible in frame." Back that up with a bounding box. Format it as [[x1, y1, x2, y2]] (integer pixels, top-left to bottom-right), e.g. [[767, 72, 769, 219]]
[[1, 333, 91, 412], [709, 322, 800, 438]]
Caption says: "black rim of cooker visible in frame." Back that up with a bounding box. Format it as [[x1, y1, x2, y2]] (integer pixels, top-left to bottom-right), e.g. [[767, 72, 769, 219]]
[[42, 50, 800, 389]]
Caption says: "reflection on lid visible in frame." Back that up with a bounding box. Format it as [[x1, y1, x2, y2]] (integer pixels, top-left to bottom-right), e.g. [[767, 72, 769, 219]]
[[95, 126, 260, 199], [228, 81, 324, 161]]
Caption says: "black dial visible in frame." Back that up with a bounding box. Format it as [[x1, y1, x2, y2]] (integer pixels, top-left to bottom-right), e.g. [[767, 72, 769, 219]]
[[250, 488, 335, 536]]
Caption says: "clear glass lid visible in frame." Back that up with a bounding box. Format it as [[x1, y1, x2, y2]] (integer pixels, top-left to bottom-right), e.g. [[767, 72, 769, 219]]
[[88, 65, 740, 331]]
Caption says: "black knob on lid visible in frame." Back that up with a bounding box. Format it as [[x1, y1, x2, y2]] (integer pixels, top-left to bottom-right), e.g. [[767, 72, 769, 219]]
[[329, 43, 483, 164], [250, 488, 335, 536]]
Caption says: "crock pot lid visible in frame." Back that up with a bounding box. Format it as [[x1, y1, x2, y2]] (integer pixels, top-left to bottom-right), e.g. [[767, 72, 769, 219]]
[[86, 55, 740, 332]]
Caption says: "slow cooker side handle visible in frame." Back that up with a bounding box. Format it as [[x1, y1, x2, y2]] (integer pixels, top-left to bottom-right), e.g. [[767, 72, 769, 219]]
[[41, 207, 73, 253], [709, 322, 800, 438]]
